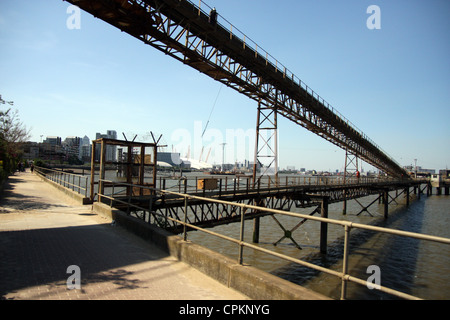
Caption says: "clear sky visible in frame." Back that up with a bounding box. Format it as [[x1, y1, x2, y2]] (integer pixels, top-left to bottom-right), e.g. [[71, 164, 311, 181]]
[[0, 0, 449, 172]]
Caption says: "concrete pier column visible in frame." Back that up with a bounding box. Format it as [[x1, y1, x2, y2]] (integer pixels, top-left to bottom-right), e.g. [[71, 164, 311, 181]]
[[406, 187, 410, 206], [342, 199, 347, 215], [252, 217, 260, 243], [320, 197, 329, 254], [342, 188, 347, 215], [383, 190, 389, 219], [252, 198, 265, 244]]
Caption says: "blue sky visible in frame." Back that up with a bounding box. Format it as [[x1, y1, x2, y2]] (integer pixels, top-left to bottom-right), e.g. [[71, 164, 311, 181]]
[[0, 0, 449, 171]]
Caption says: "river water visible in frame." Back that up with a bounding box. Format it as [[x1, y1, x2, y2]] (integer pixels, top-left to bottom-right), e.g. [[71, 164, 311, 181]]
[[179, 173, 450, 300], [75, 170, 450, 299]]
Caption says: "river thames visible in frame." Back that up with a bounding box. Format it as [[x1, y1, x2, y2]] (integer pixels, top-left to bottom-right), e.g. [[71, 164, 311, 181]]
[[180, 174, 450, 300], [76, 169, 450, 299]]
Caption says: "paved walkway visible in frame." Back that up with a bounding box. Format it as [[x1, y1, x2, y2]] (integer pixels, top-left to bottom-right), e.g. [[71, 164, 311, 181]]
[[0, 171, 249, 300]]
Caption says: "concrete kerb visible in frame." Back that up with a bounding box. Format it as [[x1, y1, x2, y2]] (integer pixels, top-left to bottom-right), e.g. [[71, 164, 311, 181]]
[[93, 201, 331, 300]]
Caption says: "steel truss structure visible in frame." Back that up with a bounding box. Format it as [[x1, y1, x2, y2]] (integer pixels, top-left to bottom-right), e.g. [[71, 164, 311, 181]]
[[342, 150, 360, 214], [110, 180, 423, 234], [253, 101, 278, 184], [67, 0, 408, 178]]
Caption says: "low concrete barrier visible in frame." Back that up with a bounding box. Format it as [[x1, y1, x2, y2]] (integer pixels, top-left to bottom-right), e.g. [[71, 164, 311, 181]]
[[35, 172, 91, 205], [93, 202, 330, 300]]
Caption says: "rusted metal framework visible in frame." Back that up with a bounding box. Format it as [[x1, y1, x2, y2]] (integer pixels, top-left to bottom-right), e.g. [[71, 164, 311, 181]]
[[90, 138, 158, 200], [103, 178, 423, 234], [342, 150, 360, 214], [66, 0, 408, 178], [253, 101, 278, 184]]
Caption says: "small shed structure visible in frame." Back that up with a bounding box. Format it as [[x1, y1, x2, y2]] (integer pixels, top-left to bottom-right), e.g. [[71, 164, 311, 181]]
[[90, 138, 157, 201]]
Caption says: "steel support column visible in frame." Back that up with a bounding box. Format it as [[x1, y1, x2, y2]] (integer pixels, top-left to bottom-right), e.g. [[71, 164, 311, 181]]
[[98, 140, 107, 198], [253, 98, 278, 187], [252, 97, 278, 242], [342, 150, 359, 215], [90, 142, 96, 201]]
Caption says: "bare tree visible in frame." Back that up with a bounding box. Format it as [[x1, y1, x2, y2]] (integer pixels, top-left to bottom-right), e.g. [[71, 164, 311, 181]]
[[0, 108, 31, 146], [1, 96, 32, 176]]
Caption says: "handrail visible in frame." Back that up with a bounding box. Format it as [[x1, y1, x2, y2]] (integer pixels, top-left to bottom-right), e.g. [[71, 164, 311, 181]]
[[153, 174, 420, 202], [34, 166, 89, 197], [97, 178, 447, 300]]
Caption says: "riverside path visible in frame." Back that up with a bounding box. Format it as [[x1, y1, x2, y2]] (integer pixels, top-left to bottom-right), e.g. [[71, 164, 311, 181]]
[[0, 171, 248, 300]]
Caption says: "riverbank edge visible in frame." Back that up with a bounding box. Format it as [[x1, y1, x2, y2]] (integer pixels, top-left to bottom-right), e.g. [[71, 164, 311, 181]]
[[93, 201, 331, 300]]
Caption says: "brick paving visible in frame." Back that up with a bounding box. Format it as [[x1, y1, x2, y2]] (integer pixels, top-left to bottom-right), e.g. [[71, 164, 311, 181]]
[[0, 172, 249, 300]]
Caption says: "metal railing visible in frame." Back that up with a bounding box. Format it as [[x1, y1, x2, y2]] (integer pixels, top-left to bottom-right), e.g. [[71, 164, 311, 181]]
[[97, 179, 448, 300], [155, 174, 418, 196], [34, 166, 89, 198]]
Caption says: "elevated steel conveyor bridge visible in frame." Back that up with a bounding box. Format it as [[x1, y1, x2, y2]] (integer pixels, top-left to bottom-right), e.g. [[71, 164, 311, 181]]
[[66, 0, 408, 178]]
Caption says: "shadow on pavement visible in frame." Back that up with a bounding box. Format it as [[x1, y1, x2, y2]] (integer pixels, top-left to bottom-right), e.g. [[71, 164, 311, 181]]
[[1, 174, 71, 212], [0, 222, 172, 299]]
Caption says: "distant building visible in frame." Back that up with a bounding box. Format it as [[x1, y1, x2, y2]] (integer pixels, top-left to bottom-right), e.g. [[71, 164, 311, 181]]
[[244, 160, 252, 169], [40, 136, 63, 160], [222, 163, 234, 171], [158, 152, 182, 167], [41, 136, 64, 161], [81, 135, 90, 146], [96, 130, 117, 162], [22, 142, 40, 160], [64, 136, 81, 145], [440, 170, 450, 179], [43, 136, 61, 146], [404, 165, 435, 176], [63, 136, 82, 160], [79, 135, 91, 162]]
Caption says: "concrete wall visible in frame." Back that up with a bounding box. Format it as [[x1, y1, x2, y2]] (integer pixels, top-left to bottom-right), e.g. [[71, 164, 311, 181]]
[[35, 172, 92, 205], [93, 202, 330, 300]]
